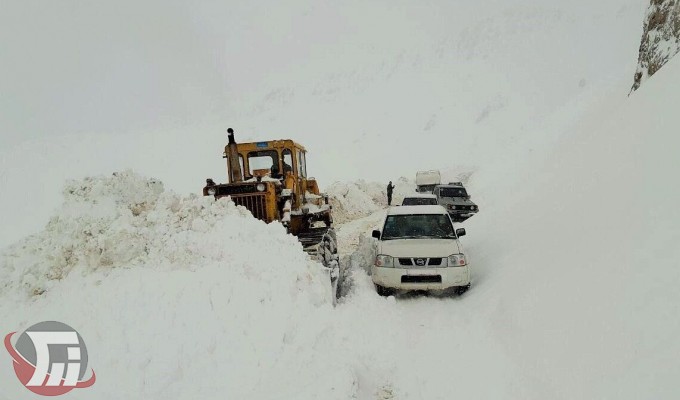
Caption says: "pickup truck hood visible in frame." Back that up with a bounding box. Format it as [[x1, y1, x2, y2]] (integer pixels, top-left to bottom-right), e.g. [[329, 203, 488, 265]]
[[378, 239, 462, 258]]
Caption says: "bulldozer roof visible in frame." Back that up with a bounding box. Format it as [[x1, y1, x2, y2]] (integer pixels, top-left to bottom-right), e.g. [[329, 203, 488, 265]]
[[237, 139, 307, 152]]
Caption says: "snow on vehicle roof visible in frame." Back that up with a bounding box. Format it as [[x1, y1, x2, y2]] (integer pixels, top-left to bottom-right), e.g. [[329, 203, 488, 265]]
[[402, 193, 437, 199], [387, 205, 447, 215]]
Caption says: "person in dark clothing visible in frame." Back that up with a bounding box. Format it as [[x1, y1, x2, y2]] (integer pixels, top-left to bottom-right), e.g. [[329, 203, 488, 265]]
[[271, 160, 293, 178], [282, 160, 292, 175], [387, 181, 395, 206]]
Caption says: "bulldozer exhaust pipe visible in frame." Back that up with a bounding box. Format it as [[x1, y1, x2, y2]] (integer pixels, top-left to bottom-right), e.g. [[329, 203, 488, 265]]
[[226, 128, 243, 183]]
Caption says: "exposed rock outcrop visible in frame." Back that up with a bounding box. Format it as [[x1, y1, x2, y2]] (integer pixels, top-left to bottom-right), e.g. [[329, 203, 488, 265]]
[[631, 0, 680, 92]]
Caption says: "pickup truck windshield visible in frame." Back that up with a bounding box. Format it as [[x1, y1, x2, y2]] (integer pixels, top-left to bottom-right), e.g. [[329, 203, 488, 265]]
[[382, 214, 455, 240], [439, 187, 468, 198]]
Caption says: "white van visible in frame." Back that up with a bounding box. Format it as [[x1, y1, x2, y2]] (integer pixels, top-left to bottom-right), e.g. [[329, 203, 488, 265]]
[[415, 170, 441, 193]]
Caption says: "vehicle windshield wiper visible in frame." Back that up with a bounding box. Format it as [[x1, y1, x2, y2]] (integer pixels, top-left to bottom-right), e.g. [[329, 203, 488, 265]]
[[381, 235, 414, 240], [382, 235, 432, 240], [410, 235, 456, 239]]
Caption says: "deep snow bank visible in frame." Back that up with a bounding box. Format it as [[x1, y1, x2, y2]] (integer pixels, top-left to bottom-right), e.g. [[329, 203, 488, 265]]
[[1, 171, 329, 299], [328, 58, 680, 400], [0, 171, 343, 399], [326, 177, 414, 223], [456, 56, 680, 398]]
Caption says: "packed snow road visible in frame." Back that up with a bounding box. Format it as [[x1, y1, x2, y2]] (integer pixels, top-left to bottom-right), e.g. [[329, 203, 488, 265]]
[[330, 208, 519, 399]]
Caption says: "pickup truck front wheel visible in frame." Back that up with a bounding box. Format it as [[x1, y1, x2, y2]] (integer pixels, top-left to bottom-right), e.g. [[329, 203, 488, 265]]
[[454, 284, 471, 295], [375, 284, 394, 297]]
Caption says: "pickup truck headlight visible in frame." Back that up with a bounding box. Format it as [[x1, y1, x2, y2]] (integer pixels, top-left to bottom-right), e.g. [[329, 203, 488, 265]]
[[448, 254, 467, 267], [207, 187, 217, 196], [375, 255, 394, 268], [256, 183, 266, 192]]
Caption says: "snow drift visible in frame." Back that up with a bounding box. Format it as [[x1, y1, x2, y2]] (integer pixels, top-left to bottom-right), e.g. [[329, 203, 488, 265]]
[[461, 56, 680, 398], [326, 177, 414, 223], [0, 171, 342, 399], [332, 56, 680, 399]]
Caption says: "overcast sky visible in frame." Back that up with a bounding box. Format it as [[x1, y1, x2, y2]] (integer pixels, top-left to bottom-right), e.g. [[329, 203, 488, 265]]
[[2, 0, 644, 162]]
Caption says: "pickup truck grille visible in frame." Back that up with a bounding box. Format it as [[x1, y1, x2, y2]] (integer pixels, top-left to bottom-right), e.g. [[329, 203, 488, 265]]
[[448, 204, 477, 211], [401, 275, 442, 283], [398, 258, 443, 266]]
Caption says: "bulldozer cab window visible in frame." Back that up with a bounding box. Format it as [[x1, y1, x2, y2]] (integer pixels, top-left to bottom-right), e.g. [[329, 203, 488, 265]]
[[282, 149, 293, 176], [247, 150, 278, 176], [297, 150, 307, 178]]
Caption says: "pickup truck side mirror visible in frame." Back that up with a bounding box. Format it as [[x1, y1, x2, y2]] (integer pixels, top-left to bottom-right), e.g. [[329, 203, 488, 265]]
[[456, 228, 466, 237], [372, 230, 381, 239]]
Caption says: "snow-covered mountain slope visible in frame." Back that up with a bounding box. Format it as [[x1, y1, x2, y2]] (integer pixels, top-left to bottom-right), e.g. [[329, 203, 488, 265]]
[[495, 57, 676, 396], [0, 0, 647, 248], [335, 55, 680, 398], [2, 54, 679, 399], [460, 55, 680, 398]]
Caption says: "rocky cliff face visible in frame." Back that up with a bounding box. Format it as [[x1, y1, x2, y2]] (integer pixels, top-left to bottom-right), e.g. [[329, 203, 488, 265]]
[[632, 0, 680, 92]]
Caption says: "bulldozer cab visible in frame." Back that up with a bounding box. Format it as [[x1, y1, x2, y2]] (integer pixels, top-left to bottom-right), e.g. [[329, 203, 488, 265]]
[[223, 139, 321, 205], [224, 140, 307, 183]]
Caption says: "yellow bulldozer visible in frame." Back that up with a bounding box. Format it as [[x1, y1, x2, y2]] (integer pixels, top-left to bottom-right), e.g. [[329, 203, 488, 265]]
[[203, 128, 340, 297]]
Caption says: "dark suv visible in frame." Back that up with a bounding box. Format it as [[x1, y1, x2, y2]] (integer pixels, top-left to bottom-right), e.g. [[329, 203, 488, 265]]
[[433, 183, 479, 222]]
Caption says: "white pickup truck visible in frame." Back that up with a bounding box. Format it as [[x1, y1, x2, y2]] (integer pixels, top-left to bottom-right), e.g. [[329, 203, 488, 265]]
[[371, 205, 471, 296]]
